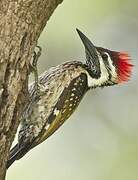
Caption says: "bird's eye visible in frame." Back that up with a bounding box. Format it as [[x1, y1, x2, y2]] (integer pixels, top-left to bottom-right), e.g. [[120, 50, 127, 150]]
[[102, 53, 108, 60]]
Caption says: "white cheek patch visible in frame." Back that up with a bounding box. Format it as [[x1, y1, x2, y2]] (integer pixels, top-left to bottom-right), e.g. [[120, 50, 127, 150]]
[[86, 55, 109, 87], [105, 53, 117, 81]]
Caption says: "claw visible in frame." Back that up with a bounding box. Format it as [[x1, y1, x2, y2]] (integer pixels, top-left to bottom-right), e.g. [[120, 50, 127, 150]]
[[30, 45, 42, 96]]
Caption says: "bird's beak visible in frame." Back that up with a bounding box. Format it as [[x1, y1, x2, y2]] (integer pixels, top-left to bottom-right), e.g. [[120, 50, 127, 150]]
[[76, 28, 101, 77], [76, 28, 98, 60]]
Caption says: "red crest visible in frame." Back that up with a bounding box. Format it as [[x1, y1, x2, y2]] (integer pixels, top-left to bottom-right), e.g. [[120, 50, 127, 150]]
[[116, 52, 133, 83]]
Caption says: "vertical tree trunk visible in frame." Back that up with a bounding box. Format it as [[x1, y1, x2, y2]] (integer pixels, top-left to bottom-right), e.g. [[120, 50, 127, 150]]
[[0, 0, 63, 179]]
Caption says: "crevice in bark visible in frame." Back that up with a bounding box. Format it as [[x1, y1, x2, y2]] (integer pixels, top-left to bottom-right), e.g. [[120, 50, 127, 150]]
[[0, 0, 63, 179]]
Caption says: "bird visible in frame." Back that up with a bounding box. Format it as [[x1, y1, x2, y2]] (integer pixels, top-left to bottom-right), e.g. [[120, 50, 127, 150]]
[[7, 29, 133, 169]]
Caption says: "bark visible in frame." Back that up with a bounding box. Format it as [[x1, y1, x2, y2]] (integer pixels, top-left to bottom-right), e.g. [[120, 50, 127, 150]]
[[0, 0, 63, 179]]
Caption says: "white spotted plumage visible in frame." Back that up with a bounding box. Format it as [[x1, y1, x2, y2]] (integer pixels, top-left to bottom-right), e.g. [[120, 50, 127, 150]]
[[7, 29, 129, 169], [53, 108, 60, 116]]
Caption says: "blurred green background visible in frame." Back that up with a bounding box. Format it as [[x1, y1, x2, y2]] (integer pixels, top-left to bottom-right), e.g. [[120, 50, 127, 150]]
[[7, 0, 138, 180]]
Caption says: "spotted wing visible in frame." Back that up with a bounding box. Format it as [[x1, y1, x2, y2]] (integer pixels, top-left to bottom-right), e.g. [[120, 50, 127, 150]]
[[7, 63, 89, 168], [33, 73, 88, 146]]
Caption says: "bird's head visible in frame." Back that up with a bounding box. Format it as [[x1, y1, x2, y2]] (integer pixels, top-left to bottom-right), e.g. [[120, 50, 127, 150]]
[[76, 29, 133, 88]]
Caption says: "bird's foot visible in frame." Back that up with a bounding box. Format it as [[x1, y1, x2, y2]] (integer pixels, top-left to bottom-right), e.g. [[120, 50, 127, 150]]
[[30, 45, 42, 96]]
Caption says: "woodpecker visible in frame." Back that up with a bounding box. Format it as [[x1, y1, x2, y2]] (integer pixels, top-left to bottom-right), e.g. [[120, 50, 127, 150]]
[[7, 29, 133, 169]]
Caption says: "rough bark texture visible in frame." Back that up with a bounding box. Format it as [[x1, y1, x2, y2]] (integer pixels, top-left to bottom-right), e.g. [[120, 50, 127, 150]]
[[0, 0, 63, 179]]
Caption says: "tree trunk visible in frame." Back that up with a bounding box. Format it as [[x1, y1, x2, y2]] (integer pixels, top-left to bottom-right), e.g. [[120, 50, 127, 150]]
[[0, 0, 63, 179]]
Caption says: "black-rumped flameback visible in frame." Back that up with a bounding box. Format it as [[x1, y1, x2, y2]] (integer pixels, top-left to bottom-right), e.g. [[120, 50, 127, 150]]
[[7, 29, 133, 169]]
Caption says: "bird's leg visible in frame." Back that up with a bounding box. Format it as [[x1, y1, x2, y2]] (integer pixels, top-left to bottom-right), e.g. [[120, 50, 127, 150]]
[[30, 45, 42, 96]]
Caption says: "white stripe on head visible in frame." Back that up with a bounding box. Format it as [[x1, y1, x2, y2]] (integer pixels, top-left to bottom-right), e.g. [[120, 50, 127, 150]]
[[104, 52, 117, 82]]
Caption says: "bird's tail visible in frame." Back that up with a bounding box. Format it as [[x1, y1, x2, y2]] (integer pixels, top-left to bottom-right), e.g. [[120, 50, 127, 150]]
[[7, 143, 31, 169], [7, 144, 20, 169]]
